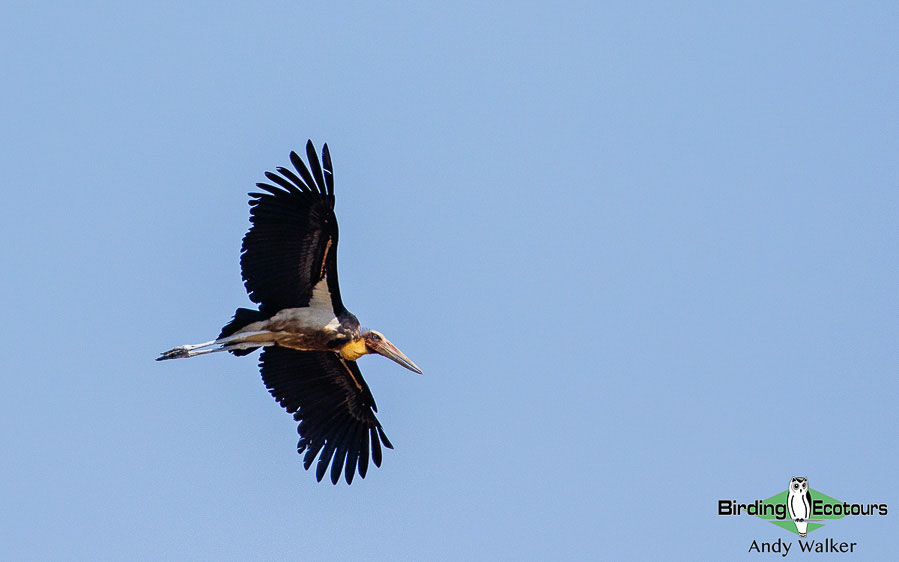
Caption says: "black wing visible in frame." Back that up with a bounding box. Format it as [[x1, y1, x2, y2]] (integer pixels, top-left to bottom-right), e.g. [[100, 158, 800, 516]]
[[259, 347, 393, 484], [240, 140, 344, 315]]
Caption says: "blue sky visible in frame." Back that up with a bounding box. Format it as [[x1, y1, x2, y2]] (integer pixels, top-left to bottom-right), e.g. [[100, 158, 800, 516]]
[[2, 2, 896, 560]]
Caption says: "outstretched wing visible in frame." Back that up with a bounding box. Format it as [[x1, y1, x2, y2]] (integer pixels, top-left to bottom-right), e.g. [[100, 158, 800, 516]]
[[259, 347, 393, 484], [240, 140, 344, 315]]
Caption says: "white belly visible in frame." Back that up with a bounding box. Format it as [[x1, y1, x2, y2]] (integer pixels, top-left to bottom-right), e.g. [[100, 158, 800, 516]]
[[239, 278, 340, 334]]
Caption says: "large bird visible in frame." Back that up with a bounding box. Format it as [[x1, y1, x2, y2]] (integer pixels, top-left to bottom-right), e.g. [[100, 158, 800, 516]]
[[158, 140, 421, 484]]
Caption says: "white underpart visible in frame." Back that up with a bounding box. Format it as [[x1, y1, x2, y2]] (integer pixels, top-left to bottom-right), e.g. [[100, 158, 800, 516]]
[[254, 277, 340, 332], [310, 277, 341, 331], [160, 278, 340, 360]]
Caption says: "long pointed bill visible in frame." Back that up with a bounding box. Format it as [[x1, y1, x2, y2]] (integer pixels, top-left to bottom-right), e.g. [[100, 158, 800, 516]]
[[373, 339, 422, 374]]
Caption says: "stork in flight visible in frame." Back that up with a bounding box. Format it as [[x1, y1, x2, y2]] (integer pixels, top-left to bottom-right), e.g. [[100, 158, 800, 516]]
[[158, 141, 421, 484]]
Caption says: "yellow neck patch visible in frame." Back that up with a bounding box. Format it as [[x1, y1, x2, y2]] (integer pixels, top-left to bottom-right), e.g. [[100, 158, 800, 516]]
[[339, 339, 368, 361]]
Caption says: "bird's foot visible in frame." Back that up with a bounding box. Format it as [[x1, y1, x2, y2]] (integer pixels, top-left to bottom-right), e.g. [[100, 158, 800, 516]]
[[157, 346, 192, 361], [156, 341, 214, 361]]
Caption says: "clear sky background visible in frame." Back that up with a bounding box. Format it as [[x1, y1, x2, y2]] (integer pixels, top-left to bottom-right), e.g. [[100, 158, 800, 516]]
[[1, 2, 896, 560]]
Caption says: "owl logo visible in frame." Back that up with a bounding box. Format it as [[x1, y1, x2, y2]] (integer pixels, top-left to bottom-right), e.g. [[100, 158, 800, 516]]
[[787, 477, 812, 537]]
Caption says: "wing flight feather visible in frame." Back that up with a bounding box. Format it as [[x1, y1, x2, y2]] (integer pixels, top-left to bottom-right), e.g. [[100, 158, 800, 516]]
[[259, 347, 393, 484], [240, 141, 344, 314]]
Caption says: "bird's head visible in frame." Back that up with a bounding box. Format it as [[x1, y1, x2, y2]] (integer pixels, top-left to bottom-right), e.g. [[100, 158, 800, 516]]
[[362, 330, 422, 374]]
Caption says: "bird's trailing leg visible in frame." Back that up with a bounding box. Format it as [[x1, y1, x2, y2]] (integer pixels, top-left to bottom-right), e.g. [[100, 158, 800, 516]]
[[156, 331, 274, 361]]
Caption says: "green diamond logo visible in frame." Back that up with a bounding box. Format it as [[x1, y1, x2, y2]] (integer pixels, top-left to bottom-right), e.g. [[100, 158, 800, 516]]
[[755, 487, 848, 535]]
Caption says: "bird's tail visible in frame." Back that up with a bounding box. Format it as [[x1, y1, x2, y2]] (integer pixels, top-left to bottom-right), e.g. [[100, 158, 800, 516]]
[[218, 308, 270, 356]]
